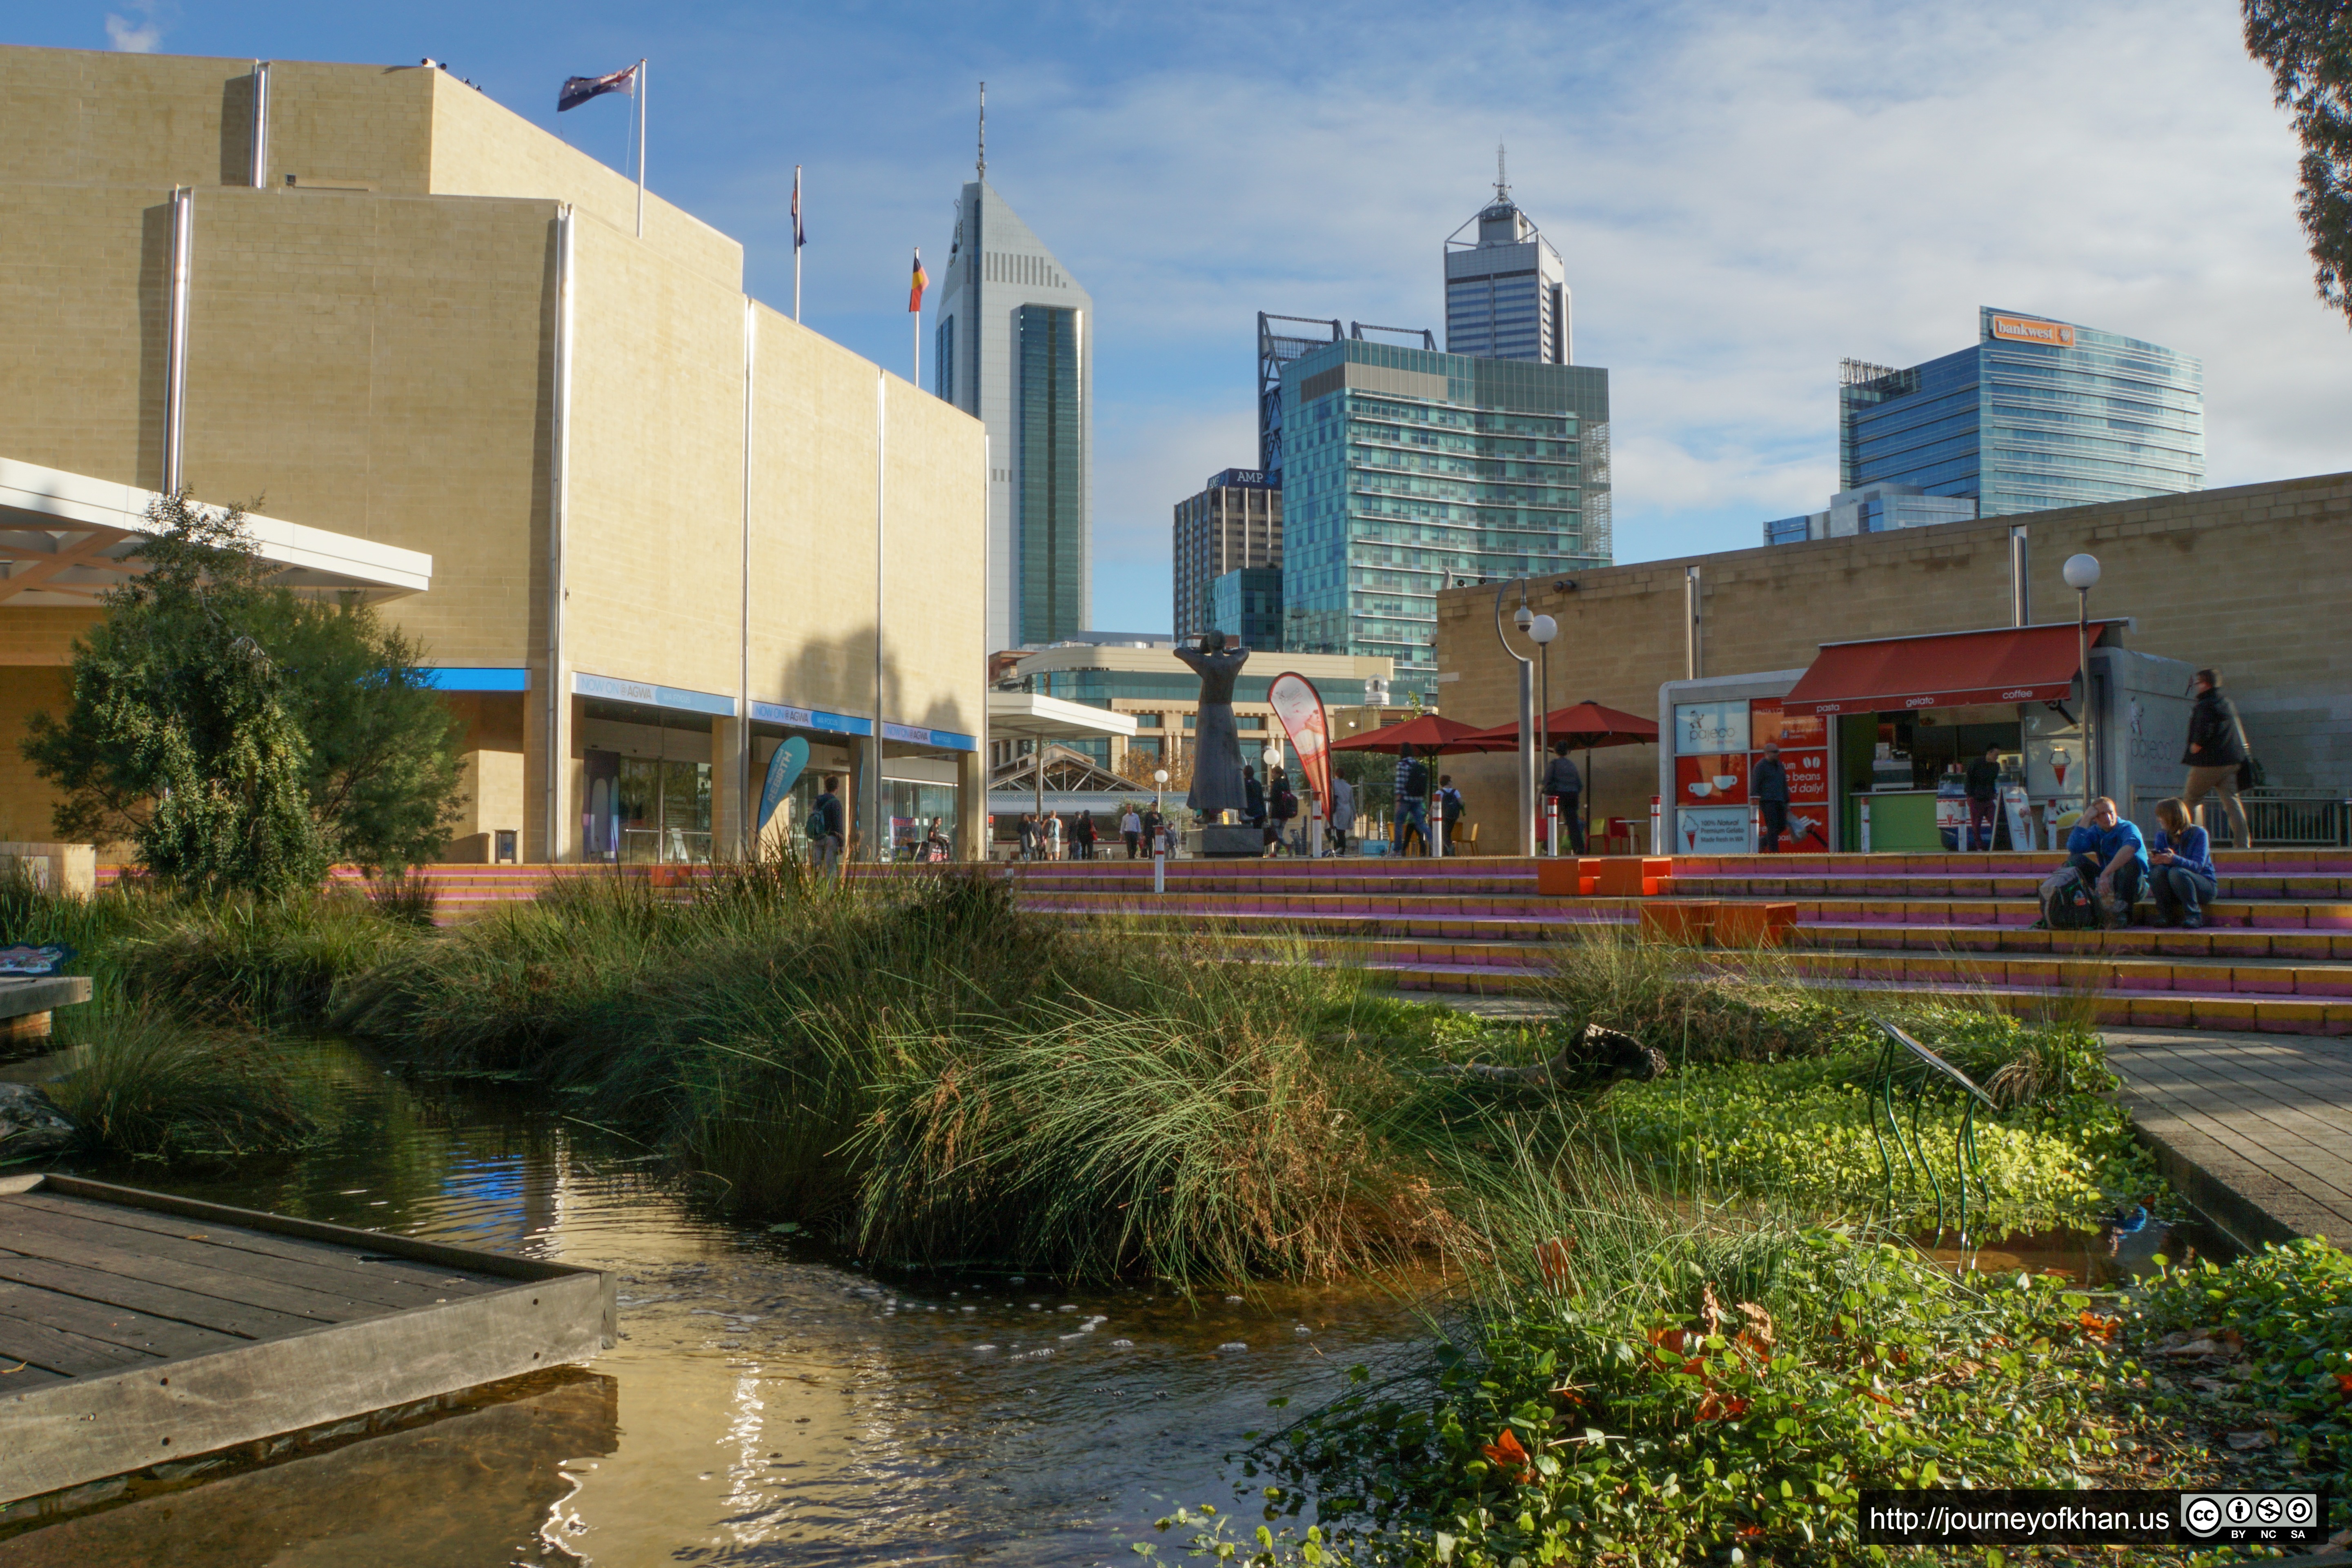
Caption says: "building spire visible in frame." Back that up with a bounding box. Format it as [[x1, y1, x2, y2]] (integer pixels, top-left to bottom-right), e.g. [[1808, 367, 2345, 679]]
[[1495, 142, 1509, 203], [977, 81, 987, 180]]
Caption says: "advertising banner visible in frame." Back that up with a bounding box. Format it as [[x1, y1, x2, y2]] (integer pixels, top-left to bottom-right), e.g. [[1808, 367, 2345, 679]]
[[756, 736, 811, 834], [1676, 806, 1751, 854], [1673, 701, 1749, 756], [1749, 699, 1831, 852], [1675, 753, 1750, 807], [1266, 672, 1332, 820]]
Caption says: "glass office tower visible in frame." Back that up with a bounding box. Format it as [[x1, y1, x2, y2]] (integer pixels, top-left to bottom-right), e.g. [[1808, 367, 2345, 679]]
[[1840, 308, 2203, 516], [1172, 468, 1281, 640], [1279, 339, 1610, 699], [935, 177, 1093, 648]]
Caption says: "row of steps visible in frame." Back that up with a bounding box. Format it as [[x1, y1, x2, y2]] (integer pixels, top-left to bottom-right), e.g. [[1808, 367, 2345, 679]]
[[1004, 853, 2352, 1035]]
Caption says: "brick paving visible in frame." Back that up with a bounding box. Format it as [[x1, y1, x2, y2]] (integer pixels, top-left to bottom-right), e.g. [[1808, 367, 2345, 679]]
[[2103, 1027, 2352, 1248]]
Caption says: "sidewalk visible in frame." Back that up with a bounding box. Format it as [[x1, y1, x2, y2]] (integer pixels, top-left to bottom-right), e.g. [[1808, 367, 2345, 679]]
[[2102, 1026, 2352, 1249]]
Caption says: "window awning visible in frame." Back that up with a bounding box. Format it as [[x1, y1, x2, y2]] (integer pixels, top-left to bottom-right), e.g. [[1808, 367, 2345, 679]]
[[1781, 623, 2119, 717]]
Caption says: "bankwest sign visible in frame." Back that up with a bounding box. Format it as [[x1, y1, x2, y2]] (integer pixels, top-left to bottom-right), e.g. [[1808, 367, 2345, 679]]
[[1989, 314, 2076, 348]]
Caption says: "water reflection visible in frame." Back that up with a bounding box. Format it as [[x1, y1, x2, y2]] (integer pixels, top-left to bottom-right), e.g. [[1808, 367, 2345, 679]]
[[11, 1043, 1428, 1568]]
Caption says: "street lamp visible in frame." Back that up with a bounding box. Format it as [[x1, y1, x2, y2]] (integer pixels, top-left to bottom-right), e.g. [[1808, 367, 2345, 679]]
[[1494, 583, 1539, 855], [2063, 553, 2102, 804], [1153, 767, 1168, 814], [1529, 613, 1558, 853]]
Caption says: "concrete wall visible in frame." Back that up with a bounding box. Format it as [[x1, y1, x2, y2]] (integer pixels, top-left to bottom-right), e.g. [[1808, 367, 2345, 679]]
[[1433, 471, 2352, 850]]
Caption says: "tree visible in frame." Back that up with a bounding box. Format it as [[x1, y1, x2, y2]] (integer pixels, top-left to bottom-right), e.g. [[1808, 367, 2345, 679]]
[[23, 492, 465, 894], [2245, 0, 2352, 325]]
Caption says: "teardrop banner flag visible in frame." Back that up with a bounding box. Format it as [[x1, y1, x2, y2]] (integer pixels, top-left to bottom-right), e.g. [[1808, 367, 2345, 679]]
[[756, 736, 811, 836], [1266, 673, 1332, 821]]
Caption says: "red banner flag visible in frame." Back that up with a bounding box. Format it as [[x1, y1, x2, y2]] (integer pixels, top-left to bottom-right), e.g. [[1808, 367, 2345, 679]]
[[1266, 672, 1333, 821]]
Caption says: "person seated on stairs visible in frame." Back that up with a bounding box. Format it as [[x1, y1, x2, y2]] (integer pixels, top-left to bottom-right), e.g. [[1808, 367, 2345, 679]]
[[2149, 796, 2218, 929], [2064, 796, 2148, 930]]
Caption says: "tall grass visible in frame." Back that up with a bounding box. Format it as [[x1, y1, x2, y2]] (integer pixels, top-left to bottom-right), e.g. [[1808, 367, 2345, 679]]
[[41, 1009, 323, 1161]]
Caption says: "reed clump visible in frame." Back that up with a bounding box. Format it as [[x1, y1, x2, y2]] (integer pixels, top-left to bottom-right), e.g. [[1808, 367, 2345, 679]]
[[40, 1009, 324, 1161]]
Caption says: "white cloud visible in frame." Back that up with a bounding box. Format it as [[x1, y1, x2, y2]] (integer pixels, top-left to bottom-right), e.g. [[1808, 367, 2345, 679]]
[[104, 2, 163, 52]]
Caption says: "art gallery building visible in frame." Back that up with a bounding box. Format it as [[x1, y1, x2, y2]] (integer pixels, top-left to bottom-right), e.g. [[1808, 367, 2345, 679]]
[[0, 45, 988, 863]]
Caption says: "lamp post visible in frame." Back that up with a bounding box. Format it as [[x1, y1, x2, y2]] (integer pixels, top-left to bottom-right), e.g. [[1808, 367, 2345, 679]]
[[1153, 767, 1168, 815], [1494, 583, 1538, 856], [2063, 553, 2102, 805], [1529, 613, 1557, 853]]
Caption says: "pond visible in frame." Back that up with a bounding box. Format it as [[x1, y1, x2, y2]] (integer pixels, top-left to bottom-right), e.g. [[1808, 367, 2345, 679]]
[[0, 1043, 1433, 1568]]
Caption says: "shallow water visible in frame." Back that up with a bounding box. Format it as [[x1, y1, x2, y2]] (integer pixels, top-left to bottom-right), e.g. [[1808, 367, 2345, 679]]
[[3, 1043, 1432, 1568]]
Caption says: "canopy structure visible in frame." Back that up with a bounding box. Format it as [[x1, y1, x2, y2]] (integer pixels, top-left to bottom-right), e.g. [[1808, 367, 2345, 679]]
[[0, 456, 431, 607], [1462, 700, 1658, 750], [1782, 623, 2123, 717], [1328, 712, 1502, 753]]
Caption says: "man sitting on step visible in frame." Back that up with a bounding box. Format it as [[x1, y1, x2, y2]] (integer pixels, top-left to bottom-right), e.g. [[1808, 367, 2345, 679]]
[[2063, 796, 2148, 930]]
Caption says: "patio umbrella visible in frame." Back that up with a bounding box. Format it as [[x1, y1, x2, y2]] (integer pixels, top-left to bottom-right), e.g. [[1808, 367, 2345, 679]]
[[1460, 700, 1660, 853], [1330, 713, 1506, 857]]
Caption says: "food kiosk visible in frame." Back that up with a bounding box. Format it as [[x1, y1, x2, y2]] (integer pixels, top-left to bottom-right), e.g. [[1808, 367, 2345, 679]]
[[1658, 623, 2196, 853]]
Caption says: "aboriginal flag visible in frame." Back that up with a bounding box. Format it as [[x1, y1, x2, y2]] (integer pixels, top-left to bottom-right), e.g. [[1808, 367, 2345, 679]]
[[909, 249, 928, 313], [558, 63, 636, 112]]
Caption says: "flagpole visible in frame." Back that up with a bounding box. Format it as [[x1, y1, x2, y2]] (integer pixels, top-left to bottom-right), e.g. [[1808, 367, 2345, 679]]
[[634, 58, 647, 238], [793, 165, 803, 322], [913, 305, 921, 390]]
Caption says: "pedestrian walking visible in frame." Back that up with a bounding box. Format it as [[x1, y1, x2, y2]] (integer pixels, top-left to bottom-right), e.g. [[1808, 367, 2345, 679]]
[[1048, 812, 1066, 862], [1142, 805, 1164, 857], [2181, 668, 2253, 850], [1264, 768, 1298, 857], [1074, 811, 1099, 860], [810, 776, 847, 874], [1121, 805, 1144, 859], [1437, 774, 1464, 853], [1752, 743, 1790, 854], [1328, 774, 1356, 856], [1964, 743, 2002, 852], [1540, 742, 1584, 855], [1244, 766, 1265, 828], [1393, 747, 1429, 856], [2149, 797, 2218, 928]]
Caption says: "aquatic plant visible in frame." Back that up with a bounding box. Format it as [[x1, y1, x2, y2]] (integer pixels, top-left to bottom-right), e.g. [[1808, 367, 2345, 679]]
[[114, 888, 418, 1026], [42, 1009, 323, 1160]]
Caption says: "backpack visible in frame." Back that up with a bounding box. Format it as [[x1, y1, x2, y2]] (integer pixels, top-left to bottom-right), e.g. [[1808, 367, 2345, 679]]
[[1275, 787, 1297, 818], [1404, 760, 1429, 797], [2040, 868, 2100, 930], [1440, 787, 1464, 824]]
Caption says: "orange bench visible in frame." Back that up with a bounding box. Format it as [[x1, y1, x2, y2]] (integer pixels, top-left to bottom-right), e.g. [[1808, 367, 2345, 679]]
[[1534, 860, 1599, 896], [1638, 901, 1717, 944], [1711, 902, 1797, 949], [1583, 856, 1674, 897]]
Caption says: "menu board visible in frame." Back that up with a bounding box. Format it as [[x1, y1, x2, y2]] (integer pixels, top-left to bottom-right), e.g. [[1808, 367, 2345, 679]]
[[1747, 699, 1831, 852], [1675, 805, 1751, 853]]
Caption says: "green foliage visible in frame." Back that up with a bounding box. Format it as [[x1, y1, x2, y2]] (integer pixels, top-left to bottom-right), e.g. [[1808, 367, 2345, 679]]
[[2244, 0, 2352, 325], [115, 890, 420, 1026], [1592, 1052, 2155, 1234], [21, 490, 464, 891], [1535, 927, 1874, 1068], [42, 1010, 323, 1161], [1265, 1226, 2125, 1566], [2132, 1238, 2352, 1492]]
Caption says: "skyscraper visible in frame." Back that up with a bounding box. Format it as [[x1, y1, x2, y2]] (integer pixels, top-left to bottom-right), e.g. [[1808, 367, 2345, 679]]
[[1839, 308, 2203, 516], [935, 102, 1093, 649], [1444, 151, 1571, 365], [1173, 468, 1281, 641]]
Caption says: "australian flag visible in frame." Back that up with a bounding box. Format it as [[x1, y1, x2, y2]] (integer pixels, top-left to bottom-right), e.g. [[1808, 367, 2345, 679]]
[[558, 63, 636, 113]]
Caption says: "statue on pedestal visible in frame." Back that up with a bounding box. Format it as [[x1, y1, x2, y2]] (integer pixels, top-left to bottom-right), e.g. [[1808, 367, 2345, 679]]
[[1176, 630, 1249, 819]]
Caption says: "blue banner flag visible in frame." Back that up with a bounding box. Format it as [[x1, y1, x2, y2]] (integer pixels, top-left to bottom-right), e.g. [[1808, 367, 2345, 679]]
[[757, 736, 811, 835], [558, 63, 636, 113]]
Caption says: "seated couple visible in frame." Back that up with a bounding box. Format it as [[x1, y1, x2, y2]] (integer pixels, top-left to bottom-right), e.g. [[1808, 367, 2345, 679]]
[[2065, 796, 2218, 930]]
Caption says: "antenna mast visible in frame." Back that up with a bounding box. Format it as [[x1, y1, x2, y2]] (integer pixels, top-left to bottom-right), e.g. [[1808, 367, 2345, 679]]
[[1495, 142, 1509, 202], [977, 82, 986, 179]]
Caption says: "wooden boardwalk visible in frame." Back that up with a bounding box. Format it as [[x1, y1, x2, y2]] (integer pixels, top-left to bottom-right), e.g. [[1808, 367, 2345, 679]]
[[2104, 1027, 2352, 1250], [0, 1174, 612, 1506]]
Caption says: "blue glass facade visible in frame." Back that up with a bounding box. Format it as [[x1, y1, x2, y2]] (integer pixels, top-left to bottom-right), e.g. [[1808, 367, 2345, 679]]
[[1210, 567, 1283, 650], [1015, 303, 1086, 643], [1841, 308, 2203, 516], [1279, 340, 1610, 699]]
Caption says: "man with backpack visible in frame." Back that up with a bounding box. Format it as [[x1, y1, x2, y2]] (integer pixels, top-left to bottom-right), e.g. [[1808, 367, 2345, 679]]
[[2181, 668, 2253, 851], [1263, 768, 1298, 856], [1541, 742, 1585, 854], [1436, 774, 1465, 853], [810, 776, 847, 874], [1393, 746, 1430, 856], [2059, 796, 2148, 930]]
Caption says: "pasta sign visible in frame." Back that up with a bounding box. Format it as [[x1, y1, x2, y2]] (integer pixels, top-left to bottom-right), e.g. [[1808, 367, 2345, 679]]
[[1266, 673, 1332, 819]]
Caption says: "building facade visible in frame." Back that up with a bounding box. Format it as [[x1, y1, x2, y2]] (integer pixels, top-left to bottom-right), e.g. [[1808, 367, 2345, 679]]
[[1279, 340, 1611, 698], [0, 45, 988, 863], [1762, 483, 1980, 545], [1210, 567, 1283, 651], [935, 176, 1093, 649], [1443, 176, 1571, 365], [1840, 308, 2204, 516], [1171, 468, 1281, 640]]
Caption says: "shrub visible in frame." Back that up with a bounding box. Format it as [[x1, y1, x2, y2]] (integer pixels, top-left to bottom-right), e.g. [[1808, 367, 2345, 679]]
[[42, 1010, 323, 1161], [116, 890, 418, 1026]]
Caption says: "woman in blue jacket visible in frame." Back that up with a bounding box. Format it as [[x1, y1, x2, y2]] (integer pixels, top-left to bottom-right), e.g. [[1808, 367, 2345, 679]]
[[2149, 796, 2218, 928]]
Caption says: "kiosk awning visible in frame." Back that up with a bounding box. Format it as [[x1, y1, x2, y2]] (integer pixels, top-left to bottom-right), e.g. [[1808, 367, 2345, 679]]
[[1782, 623, 2120, 716]]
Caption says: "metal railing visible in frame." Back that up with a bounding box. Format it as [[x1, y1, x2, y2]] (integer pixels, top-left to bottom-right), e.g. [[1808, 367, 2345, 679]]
[[2134, 787, 2352, 848]]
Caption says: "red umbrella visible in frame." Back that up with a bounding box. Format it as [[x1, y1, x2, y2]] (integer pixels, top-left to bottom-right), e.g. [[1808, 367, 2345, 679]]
[[1459, 700, 1660, 854], [1328, 713, 1502, 858]]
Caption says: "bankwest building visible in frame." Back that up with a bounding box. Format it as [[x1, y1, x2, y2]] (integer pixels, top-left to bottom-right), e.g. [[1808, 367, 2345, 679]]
[[0, 45, 987, 864]]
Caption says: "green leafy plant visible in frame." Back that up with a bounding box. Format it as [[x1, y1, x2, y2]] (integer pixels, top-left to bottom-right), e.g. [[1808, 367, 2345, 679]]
[[42, 1010, 323, 1161]]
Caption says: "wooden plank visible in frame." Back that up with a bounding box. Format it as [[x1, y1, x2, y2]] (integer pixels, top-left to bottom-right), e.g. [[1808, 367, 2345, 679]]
[[0, 1204, 463, 1314], [0, 1278, 246, 1362], [0, 1357, 70, 1392], [0, 1267, 608, 1504], [33, 1175, 591, 1284], [0, 1306, 158, 1379], [0, 1229, 380, 1326], [0, 1249, 322, 1341], [5, 1193, 506, 1300]]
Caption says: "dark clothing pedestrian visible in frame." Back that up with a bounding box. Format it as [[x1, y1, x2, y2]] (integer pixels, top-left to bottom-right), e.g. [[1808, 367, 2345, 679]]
[[1074, 813, 1098, 860], [1437, 783, 1464, 851], [1244, 772, 1265, 827], [1541, 753, 1584, 854], [1964, 756, 2001, 800], [1758, 800, 1789, 854], [2183, 688, 2248, 767], [1752, 756, 1789, 803], [1751, 754, 1791, 853], [1016, 814, 1037, 861]]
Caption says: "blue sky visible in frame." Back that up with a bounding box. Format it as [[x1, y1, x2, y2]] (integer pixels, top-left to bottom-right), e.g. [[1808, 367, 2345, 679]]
[[27, 0, 2352, 633]]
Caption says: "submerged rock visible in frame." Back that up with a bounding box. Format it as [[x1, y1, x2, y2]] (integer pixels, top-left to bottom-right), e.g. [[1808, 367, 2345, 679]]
[[0, 1081, 77, 1157]]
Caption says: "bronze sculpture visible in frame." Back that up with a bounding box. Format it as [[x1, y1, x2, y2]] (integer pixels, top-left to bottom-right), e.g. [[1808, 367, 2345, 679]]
[[1176, 629, 1249, 818]]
